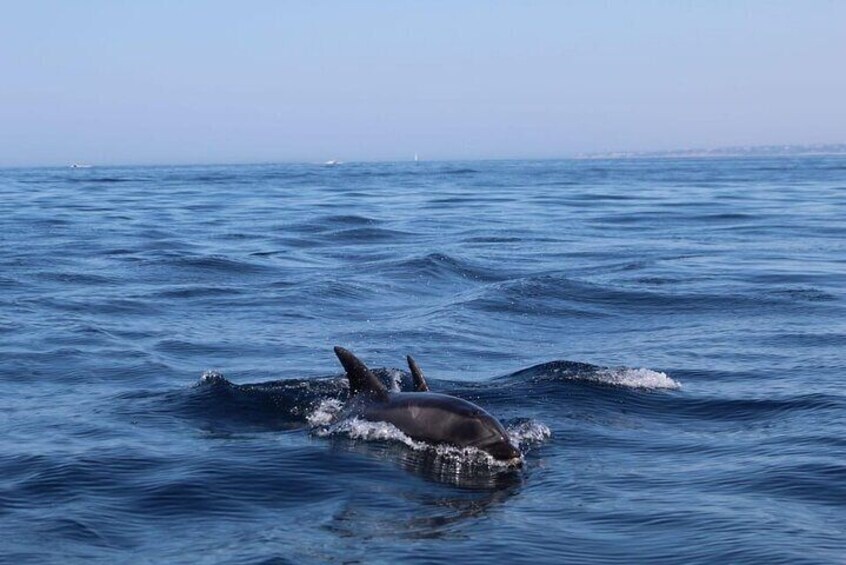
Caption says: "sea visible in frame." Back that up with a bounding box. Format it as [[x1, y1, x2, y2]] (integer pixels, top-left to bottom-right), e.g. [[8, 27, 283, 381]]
[[1, 157, 844, 563]]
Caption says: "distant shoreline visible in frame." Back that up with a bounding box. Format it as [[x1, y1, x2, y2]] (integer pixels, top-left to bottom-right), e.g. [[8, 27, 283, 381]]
[[3, 144, 846, 170], [578, 144, 846, 160]]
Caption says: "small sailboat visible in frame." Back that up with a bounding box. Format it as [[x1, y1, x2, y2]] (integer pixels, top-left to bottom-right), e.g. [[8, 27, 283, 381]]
[[414, 153, 419, 163]]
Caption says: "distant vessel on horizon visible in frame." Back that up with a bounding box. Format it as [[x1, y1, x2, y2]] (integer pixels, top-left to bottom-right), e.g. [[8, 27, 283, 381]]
[[414, 153, 419, 162], [70, 163, 92, 169], [324, 159, 342, 166]]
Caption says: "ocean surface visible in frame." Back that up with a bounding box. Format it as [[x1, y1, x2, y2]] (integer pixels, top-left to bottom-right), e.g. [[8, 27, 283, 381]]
[[1, 157, 844, 563]]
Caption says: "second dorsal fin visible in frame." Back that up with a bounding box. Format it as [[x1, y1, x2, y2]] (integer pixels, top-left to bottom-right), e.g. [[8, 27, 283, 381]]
[[406, 355, 429, 392], [333, 346, 388, 400]]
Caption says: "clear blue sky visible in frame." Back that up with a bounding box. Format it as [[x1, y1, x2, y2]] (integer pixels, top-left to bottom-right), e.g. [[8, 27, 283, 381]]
[[2, 1, 844, 166]]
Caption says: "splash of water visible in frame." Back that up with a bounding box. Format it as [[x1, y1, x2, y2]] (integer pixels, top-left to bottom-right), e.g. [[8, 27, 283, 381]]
[[507, 419, 552, 445], [593, 367, 681, 389], [306, 398, 344, 427], [314, 417, 526, 468]]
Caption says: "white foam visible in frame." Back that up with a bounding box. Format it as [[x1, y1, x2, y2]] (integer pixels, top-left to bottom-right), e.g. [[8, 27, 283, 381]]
[[199, 370, 227, 385], [316, 417, 523, 468], [591, 367, 681, 389], [322, 417, 408, 442], [544, 366, 680, 389], [386, 368, 404, 392], [306, 398, 344, 427], [507, 420, 552, 445]]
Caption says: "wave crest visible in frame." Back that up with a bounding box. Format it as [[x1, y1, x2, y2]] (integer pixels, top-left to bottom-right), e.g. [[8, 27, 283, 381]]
[[505, 360, 681, 390], [593, 367, 681, 389]]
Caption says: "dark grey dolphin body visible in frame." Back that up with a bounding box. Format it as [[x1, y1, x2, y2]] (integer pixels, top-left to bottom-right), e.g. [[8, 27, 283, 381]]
[[334, 346, 521, 463]]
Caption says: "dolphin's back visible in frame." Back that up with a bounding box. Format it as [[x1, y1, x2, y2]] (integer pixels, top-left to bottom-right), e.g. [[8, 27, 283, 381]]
[[360, 392, 505, 448]]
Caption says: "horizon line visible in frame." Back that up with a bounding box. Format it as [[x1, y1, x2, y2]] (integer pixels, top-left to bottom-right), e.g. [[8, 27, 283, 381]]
[[3, 142, 846, 170]]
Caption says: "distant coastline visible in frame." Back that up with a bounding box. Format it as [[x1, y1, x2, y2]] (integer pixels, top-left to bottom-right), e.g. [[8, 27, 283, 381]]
[[578, 143, 846, 160], [5, 143, 846, 170]]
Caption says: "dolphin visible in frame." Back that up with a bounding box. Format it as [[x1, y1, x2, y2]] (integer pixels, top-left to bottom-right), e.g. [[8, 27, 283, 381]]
[[333, 346, 522, 464]]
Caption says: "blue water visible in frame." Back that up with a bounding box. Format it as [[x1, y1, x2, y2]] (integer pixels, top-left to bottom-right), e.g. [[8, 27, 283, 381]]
[[1, 158, 844, 563]]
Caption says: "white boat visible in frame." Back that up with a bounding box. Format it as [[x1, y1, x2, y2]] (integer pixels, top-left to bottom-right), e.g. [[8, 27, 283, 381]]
[[70, 163, 92, 169], [324, 159, 342, 166]]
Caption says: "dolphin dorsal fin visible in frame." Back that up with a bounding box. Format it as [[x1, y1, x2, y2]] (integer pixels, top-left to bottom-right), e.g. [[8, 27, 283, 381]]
[[406, 355, 430, 392], [333, 346, 388, 400]]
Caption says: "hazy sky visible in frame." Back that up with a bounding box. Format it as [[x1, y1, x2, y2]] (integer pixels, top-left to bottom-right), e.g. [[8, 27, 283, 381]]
[[2, 1, 844, 166]]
